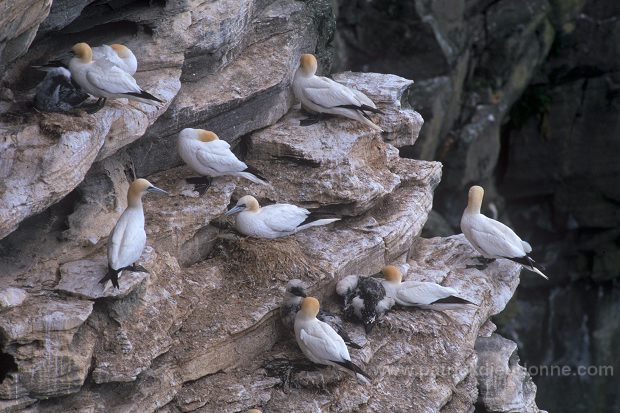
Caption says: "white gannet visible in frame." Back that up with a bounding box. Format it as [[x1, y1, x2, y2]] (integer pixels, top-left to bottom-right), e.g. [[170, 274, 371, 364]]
[[247, 410, 262, 413], [294, 297, 371, 382], [93, 44, 138, 75], [100, 178, 168, 289], [224, 195, 340, 239], [68, 42, 163, 113], [380, 266, 476, 310], [460, 185, 548, 279], [292, 53, 383, 131], [281, 279, 362, 349], [336, 274, 394, 334], [177, 128, 267, 190], [34, 67, 89, 113]]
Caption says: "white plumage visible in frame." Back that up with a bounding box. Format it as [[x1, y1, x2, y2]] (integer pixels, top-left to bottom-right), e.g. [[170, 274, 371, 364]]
[[93, 44, 138, 75], [294, 297, 370, 382], [460, 185, 548, 279], [177, 128, 267, 184], [292, 53, 383, 131], [225, 195, 339, 239]]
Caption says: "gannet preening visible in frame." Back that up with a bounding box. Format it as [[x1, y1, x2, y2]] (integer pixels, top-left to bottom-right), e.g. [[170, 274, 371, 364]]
[[281, 279, 362, 349], [68, 42, 163, 113], [380, 266, 476, 310], [336, 274, 394, 333], [100, 179, 168, 289], [177, 128, 267, 190], [460, 185, 548, 279], [224, 195, 340, 239], [294, 297, 371, 382], [93, 44, 138, 75], [34, 67, 89, 113], [292, 53, 383, 131]]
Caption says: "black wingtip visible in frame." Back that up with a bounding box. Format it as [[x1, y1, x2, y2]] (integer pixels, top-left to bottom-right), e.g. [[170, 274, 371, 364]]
[[337, 104, 383, 115], [125, 90, 164, 103], [433, 295, 475, 305], [346, 341, 363, 350], [243, 164, 269, 182], [333, 359, 372, 380]]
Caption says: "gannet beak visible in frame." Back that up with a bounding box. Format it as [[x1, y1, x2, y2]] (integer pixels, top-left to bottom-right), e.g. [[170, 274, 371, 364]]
[[225, 205, 245, 216], [147, 185, 168, 195]]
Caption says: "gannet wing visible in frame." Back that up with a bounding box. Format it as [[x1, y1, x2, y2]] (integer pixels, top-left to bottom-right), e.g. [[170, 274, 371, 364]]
[[397, 281, 457, 305], [195, 141, 246, 174], [303, 76, 363, 109], [86, 64, 141, 95], [468, 215, 526, 258], [260, 204, 309, 233]]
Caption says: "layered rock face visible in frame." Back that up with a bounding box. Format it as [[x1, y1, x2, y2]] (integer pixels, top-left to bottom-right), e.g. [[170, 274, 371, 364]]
[[1, 1, 543, 412]]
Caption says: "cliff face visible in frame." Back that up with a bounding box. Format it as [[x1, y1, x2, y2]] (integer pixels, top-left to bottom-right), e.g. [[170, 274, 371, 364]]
[[1, 1, 542, 412]]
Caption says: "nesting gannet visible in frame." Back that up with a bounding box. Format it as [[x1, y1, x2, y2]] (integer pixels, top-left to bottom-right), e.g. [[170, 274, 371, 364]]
[[336, 274, 394, 333], [380, 266, 476, 310], [68, 42, 162, 112], [292, 53, 383, 131], [100, 179, 168, 289], [224, 195, 340, 239], [460, 186, 548, 279], [281, 279, 362, 349], [93, 44, 138, 75], [294, 297, 371, 382], [177, 128, 267, 189], [34, 67, 89, 113]]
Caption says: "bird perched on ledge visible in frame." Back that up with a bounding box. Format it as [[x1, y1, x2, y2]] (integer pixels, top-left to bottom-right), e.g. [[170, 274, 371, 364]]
[[93, 44, 138, 75], [336, 273, 394, 334], [460, 185, 548, 279], [295, 297, 371, 383], [177, 128, 267, 191], [380, 265, 476, 310], [281, 279, 362, 349], [34, 67, 89, 113], [68, 42, 163, 113], [100, 179, 168, 289], [292, 53, 383, 131], [225, 195, 340, 239]]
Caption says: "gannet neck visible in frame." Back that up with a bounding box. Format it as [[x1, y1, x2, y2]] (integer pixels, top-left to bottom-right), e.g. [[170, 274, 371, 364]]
[[299, 54, 318, 76], [72, 42, 93, 63], [466, 185, 484, 214], [382, 265, 402, 283], [300, 297, 320, 318]]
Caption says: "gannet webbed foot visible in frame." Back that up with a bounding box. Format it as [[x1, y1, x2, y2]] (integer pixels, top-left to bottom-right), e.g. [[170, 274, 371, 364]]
[[185, 176, 212, 194], [84, 97, 107, 114], [475, 256, 496, 264], [299, 113, 333, 127]]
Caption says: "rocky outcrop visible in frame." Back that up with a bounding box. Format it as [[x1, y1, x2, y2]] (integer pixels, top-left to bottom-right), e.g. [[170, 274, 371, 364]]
[[0, 1, 544, 412]]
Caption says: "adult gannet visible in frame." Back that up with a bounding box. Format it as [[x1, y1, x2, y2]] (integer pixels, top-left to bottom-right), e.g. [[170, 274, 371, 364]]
[[281, 279, 362, 349], [177, 128, 267, 189], [224, 195, 340, 239], [68, 42, 162, 113], [100, 179, 168, 289], [292, 53, 383, 131], [34, 67, 89, 113], [294, 297, 371, 382], [93, 44, 138, 75], [380, 266, 476, 309], [460, 185, 548, 279], [336, 274, 394, 334]]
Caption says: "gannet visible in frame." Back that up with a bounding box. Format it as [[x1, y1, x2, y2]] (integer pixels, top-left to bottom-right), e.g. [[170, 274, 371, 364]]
[[34, 67, 89, 113], [460, 185, 548, 279], [247, 410, 262, 413], [281, 279, 362, 349], [224, 195, 340, 239], [292, 53, 383, 131], [68, 42, 162, 112], [100, 178, 168, 289], [336, 274, 394, 333], [380, 266, 476, 309], [294, 297, 371, 382], [93, 44, 138, 75], [177, 128, 267, 189]]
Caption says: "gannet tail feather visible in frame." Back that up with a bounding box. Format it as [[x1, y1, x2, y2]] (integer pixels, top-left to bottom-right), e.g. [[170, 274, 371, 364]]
[[124, 90, 163, 104], [333, 359, 372, 380], [505, 255, 548, 280]]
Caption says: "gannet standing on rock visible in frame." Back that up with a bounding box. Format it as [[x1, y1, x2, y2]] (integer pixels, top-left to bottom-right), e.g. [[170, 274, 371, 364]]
[[281, 279, 362, 349], [380, 266, 476, 310], [34, 67, 89, 113], [177, 128, 267, 191], [68, 42, 163, 113], [336, 274, 394, 334], [100, 178, 168, 289], [225, 195, 340, 239], [294, 297, 371, 383], [460, 185, 548, 279], [292, 53, 383, 131]]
